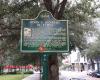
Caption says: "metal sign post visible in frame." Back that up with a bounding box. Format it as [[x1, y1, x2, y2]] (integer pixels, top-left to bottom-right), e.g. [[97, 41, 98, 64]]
[[40, 54, 49, 80]]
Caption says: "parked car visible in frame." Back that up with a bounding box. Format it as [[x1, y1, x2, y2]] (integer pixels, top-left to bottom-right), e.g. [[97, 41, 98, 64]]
[[87, 70, 100, 78], [91, 71, 100, 78], [87, 69, 93, 75], [70, 78, 86, 80]]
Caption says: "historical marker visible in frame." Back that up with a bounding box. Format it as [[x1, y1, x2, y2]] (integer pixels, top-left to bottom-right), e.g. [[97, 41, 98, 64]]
[[20, 10, 69, 53]]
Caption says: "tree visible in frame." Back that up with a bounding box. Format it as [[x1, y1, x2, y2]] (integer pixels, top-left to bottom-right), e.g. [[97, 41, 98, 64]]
[[0, 0, 41, 74], [0, 0, 100, 79], [86, 33, 100, 71], [42, 0, 68, 79]]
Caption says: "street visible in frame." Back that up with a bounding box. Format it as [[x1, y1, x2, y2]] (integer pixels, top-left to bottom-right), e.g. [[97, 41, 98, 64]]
[[22, 70, 100, 80], [59, 71, 100, 80]]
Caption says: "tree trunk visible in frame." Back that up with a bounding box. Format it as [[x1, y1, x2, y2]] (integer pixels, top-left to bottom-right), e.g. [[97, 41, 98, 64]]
[[96, 58, 100, 72], [90, 59, 95, 70], [48, 54, 59, 80], [42, 0, 68, 80]]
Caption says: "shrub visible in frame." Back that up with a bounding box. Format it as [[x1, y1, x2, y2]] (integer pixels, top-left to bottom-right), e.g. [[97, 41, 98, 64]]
[[24, 71, 33, 74]]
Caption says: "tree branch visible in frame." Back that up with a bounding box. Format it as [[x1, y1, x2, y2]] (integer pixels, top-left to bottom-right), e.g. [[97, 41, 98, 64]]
[[53, 0, 60, 18], [57, 0, 59, 3], [57, 0, 67, 19], [43, 0, 53, 13]]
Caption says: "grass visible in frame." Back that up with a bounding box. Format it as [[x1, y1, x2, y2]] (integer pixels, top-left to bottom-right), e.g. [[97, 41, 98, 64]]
[[0, 74, 31, 80]]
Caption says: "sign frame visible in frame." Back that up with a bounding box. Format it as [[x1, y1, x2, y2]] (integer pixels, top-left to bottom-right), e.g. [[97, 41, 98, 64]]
[[20, 10, 69, 53]]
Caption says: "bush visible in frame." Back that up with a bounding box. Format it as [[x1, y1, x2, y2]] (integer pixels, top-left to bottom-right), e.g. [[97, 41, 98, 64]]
[[16, 71, 22, 74], [3, 71, 33, 74], [24, 71, 33, 74], [6, 72, 17, 74]]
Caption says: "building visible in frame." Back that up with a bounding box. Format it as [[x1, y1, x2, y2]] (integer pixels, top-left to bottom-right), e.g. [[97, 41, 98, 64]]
[[62, 47, 88, 71]]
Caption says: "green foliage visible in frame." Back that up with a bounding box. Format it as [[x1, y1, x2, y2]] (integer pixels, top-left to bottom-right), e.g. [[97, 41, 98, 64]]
[[24, 71, 33, 74], [0, 0, 100, 65], [0, 0, 40, 65], [63, 0, 99, 51], [86, 35, 100, 59]]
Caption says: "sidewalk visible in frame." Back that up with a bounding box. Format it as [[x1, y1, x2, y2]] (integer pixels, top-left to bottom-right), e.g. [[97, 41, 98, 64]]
[[22, 70, 41, 80], [22, 74, 40, 80]]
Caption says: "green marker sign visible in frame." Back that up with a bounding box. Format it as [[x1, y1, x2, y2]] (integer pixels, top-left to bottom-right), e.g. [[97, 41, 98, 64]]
[[20, 11, 69, 53]]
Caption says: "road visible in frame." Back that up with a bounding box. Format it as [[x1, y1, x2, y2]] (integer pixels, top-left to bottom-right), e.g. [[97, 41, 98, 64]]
[[59, 71, 88, 80], [22, 70, 100, 80], [60, 70, 100, 80]]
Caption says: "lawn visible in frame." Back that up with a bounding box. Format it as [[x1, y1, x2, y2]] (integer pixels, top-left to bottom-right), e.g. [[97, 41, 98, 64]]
[[0, 74, 31, 80]]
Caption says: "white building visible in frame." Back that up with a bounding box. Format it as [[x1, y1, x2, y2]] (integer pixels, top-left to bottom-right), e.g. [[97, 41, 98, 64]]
[[62, 47, 88, 71]]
